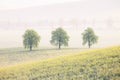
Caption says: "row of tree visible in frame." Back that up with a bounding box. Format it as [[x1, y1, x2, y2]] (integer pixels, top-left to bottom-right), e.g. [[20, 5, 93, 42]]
[[23, 27, 98, 51]]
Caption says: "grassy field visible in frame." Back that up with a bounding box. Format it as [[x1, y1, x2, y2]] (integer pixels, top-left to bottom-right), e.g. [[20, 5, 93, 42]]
[[0, 48, 89, 67], [0, 46, 120, 80]]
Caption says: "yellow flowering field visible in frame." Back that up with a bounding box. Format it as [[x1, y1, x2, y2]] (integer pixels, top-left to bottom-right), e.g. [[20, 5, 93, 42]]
[[0, 46, 120, 80]]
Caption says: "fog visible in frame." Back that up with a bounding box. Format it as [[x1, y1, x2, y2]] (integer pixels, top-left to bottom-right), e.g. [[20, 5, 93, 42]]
[[0, 23, 120, 48], [0, 0, 120, 48]]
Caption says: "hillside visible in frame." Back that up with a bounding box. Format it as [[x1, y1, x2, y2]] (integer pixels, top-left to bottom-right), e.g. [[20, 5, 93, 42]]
[[0, 48, 89, 67], [0, 46, 120, 80]]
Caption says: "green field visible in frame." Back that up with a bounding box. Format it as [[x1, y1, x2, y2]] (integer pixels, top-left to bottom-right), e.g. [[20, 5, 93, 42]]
[[0, 46, 120, 80], [0, 48, 89, 67]]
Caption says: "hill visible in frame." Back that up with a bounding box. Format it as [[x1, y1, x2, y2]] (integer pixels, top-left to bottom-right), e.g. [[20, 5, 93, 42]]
[[0, 48, 89, 67], [0, 46, 120, 80]]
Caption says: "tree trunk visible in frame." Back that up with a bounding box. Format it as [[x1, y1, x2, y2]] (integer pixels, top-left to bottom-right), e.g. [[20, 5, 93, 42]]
[[88, 41, 91, 48], [30, 45, 32, 51], [58, 42, 61, 49], [58, 39, 61, 49]]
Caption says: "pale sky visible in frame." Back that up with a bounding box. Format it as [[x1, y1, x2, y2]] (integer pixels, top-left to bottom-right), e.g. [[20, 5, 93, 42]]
[[0, 0, 80, 10], [0, 0, 120, 48]]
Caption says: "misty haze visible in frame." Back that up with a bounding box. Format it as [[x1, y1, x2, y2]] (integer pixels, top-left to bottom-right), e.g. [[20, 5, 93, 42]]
[[0, 0, 120, 48]]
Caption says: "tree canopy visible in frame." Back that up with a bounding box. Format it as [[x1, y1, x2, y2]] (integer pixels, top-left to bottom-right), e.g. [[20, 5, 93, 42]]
[[82, 27, 98, 48], [23, 29, 40, 51], [50, 27, 69, 49]]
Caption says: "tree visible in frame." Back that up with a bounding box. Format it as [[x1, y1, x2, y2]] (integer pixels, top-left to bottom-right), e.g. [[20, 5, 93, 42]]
[[50, 27, 69, 49], [23, 29, 40, 51], [82, 27, 98, 48]]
